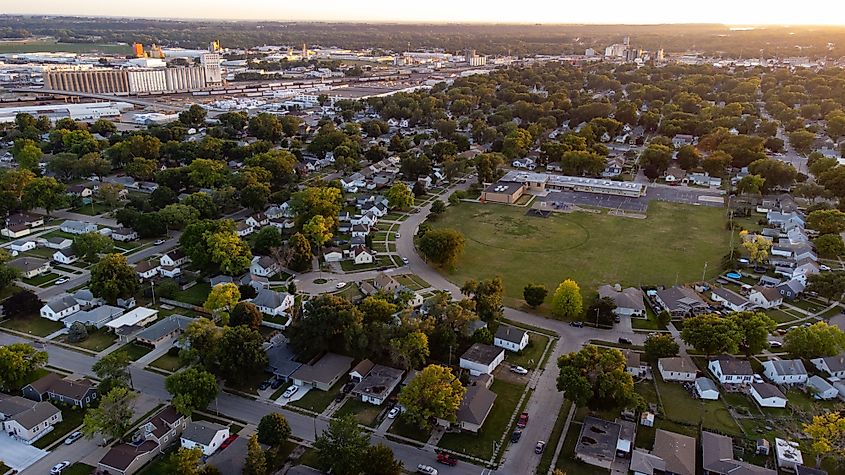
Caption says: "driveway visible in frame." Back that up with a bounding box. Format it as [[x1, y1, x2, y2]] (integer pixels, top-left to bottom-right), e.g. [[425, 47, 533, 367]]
[[0, 433, 48, 471]]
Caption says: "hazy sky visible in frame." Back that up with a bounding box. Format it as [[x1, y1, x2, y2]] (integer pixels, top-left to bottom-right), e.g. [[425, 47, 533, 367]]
[[6, 0, 845, 25]]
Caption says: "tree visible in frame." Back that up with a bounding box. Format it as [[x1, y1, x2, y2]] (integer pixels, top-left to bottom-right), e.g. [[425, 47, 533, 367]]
[[702, 151, 732, 177], [806, 272, 845, 302], [742, 234, 772, 266], [638, 144, 673, 176], [643, 334, 679, 361], [203, 283, 241, 324], [0, 289, 40, 318], [216, 326, 268, 386], [587, 296, 617, 326], [290, 186, 343, 229], [257, 413, 291, 448], [287, 294, 364, 357], [0, 250, 21, 293], [523, 283, 548, 308], [502, 128, 533, 159], [90, 253, 139, 304], [240, 182, 271, 211], [182, 192, 218, 219], [98, 183, 124, 209], [814, 234, 845, 258], [243, 434, 267, 475], [302, 215, 333, 249], [180, 318, 223, 371], [82, 386, 137, 442], [73, 232, 114, 262], [22, 176, 65, 215], [418, 228, 465, 267], [91, 118, 117, 136], [680, 314, 740, 357], [726, 311, 776, 357], [788, 128, 816, 156], [556, 346, 640, 409], [807, 209, 845, 234], [362, 444, 403, 475], [475, 153, 505, 184], [430, 200, 446, 215], [92, 351, 131, 394], [248, 113, 283, 142], [206, 230, 252, 275], [389, 331, 429, 370], [252, 226, 282, 255], [385, 182, 414, 209], [398, 364, 465, 429], [287, 232, 313, 272], [230, 302, 263, 329], [736, 174, 765, 195], [0, 343, 47, 391], [159, 203, 200, 230], [168, 448, 204, 475], [551, 279, 583, 320], [67, 321, 89, 343], [165, 367, 219, 416], [314, 415, 370, 475], [125, 157, 158, 181], [12, 138, 42, 171], [748, 158, 797, 190], [179, 104, 207, 127], [461, 276, 505, 322], [675, 144, 701, 170], [187, 158, 228, 189], [803, 411, 845, 468], [784, 322, 845, 359]]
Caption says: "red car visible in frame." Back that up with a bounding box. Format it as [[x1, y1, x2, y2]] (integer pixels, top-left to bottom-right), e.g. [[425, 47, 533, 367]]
[[517, 412, 529, 429], [437, 453, 458, 466], [220, 434, 238, 450]]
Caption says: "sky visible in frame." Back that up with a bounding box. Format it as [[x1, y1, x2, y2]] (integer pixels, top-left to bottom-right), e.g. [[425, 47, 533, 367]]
[[5, 0, 845, 25]]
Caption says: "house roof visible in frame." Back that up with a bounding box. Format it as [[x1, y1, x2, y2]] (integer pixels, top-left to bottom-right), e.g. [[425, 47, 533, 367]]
[[816, 354, 845, 374], [351, 365, 404, 399], [494, 326, 527, 345], [630, 449, 666, 474], [252, 255, 276, 269], [291, 353, 354, 386], [64, 305, 123, 327], [655, 286, 705, 311], [751, 286, 782, 302], [373, 272, 399, 289], [624, 350, 641, 368], [350, 359, 375, 377], [695, 377, 718, 393], [251, 289, 291, 309], [99, 440, 158, 471], [45, 295, 79, 313], [653, 429, 696, 475], [182, 420, 228, 446], [659, 356, 697, 374], [807, 375, 835, 393], [135, 260, 159, 273], [266, 341, 302, 378], [712, 356, 754, 375], [766, 359, 807, 376], [47, 378, 96, 400], [460, 343, 505, 366], [24, 372, 62, 394], [712, 287, 749, 306], [8, 257, 48, 273], [597, 285, 645, 311], [135, 315, 193, 342], [0, 395, 61, 430], [105, 307, 157, 329], [752, 382, 785, 400], [456, 383, 497, 426], [164, 249, 185, 261], [575, 416, 621, 463], [702, 431, 776, 475]]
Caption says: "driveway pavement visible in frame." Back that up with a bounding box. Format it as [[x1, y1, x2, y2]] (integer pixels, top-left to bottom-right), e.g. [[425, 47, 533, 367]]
[[0, 433, 48, 471]]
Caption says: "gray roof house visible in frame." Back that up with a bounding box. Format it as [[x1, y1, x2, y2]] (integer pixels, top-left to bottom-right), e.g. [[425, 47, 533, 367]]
[[654, 286, 708, 317], [291, 353, 354, 391], [454, 383, 497, 433], [574, 416, 622, 469], [702, 431, 776, 475], [652, 429, 696, 475], [266, 341, 303, 380], [62, 305, 123, 329], [135, 315, 194, 348], [60, 220, 98, 235], [351, 365, 405, 406], [598, 284, 646, 317]]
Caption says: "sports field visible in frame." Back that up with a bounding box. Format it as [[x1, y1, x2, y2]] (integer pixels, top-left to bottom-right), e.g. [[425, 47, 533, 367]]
[[432, 201, 730, 308]]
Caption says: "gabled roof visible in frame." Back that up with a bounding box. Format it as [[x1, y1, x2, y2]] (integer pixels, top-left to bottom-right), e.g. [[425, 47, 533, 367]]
[[702, 431, 776, 475], [751, 286, 782, 302], [460, 343, 504, 366], [100, 440, 158, 471], [182, 420, 228, 446], [494, 326, 527, 345], [751, 382, 785, 399], [45, 295, 79, 313], [711, 356, 754, 375], [659, 356, 696, 374], [251, 289, 291, 309], [653, 429, 696, 475], [46, 377, 96, 400], [0, 396, 60, 430], [23, 372, 62, 394], [766, 359, 807, 376], [816, 354, 845, 374], [456, 383, 496, 426]]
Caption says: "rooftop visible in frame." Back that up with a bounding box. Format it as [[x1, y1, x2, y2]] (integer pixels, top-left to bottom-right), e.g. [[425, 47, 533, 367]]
[[460, 343, 505, 366]]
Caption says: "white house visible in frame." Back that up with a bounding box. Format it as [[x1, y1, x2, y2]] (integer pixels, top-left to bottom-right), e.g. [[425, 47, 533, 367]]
[[459, 343, 505, 377], [351, 224, 370, 238], [40, 295, 80, 321], [353, 247, 375, 265], [112, 228, 138, 242], [657, 357, 697, 382], [750, 382, 787, 408], [235, 221, 254, 237], [9, 239, 36, 253], [774, 438, 803, 472], [324, 248, 344, 263], [748, 286, 783, 309], [762, 359, 808, 385], [807, 375, 839, 400], [44, 237, 73, 250], [60, 220, 98, 235], [0, 395, 63, 443], [710, 288, 750, 312], [52, 249, 79, 265], [709, 357, 754, 386], [251, 289, 295, 317], [245, 213, 269, 229], [160, 250, 188, 268], [810, 354, 845, 379], [694, 377, 720, 400], [250, 256, 279, 277], [180, 421, 229, 456], [493, 326, 529, 352], [135, 260, 161, 280], [624, 351, 648, 379]]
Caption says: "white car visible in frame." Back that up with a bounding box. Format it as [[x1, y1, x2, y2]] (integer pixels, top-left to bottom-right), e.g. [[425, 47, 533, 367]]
[[387, 407, 401, 419], [416, 464, 438, 475], [153, 239, 166, 245], [335, 282, 347, 289], [51, 462, 71, 474], [511, 365, 529, 375], [283, 386, 299, 398], [768, 340, 783, 348], [395, 232, 401, 238], [820, 264, 832, 271], [54, 278, 69, 285], [64, 431, 83, 445], [402, 257, 409, 265]]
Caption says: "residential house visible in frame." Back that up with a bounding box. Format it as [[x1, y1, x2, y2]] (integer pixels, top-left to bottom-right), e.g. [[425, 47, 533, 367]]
[[353, 247, 375, 265], [574, 417, 622, 469], [180, 421, 229, 456], [40, 295, 81, 321], [44, 237, 73, 250], [373, 272, 402, 293], [624, 351, 648, 378], [452, 381, 497, 433], [777, 279, 805, 301], [351, 365, 405, 406], [72, 288, 102, 309], [291, 353, 354, 391], [602, 156, 625, 177], [160, 250, 188, 268], [672, 134, 695, 147], [493, 326, 529, 352], [60, 220, 98, 235], [9, 239, 36, 253], [98, 407, 185, 475], [810, 354, 845, 379], [250, 256, 279, 277], [62, 305, 123, 329], [710, 287, 751, 312], [597, 285, 646, 317], [654, 286, 708, 317], [137, 405, 187, 448], [658, 357, 697, 382], [245, 213, 269, 229], [266, 340, 302, 381], [767, 211, 805, 231], [8, 257, 50, 278], [112, 228, 138, 242], [235, 221, 254, 237], [351, 223, 370, 238], [0, 394, 62, 444], [459, 343, 505, 376], [763, 359, 808, 385], [349, 359, 375, 383], [250, 289, 295, 317], [775, 438, 804, 472], [135, 315, 193, 348], [664, 165, 687, 183], [22, 373, 98, 409], [645, 429, 696, 475], [709, 357, 754, 387], [795, 466, 828, 475], [324, 247, 343, 263], [52, 248, 78, 265], [695, 378, 720, 400], [135, 260, 160, 280], [748, 286, 783, 309], [2, 212, 44, 238], [806, 375, 838, 400], [750, 382, 787, 408], [701, 431, 776, 475]]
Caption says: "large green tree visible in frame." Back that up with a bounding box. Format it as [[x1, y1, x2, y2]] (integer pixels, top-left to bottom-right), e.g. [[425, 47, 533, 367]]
[[726, 311, 776, 357], [82, 386, 137, 442], [313, 415, 371, 475], [90, 253, 139, 304], [0, 343, 47, 391], [418, 228, 465, 267], [556, 345, 641, 409], [92, 351, 131, 395], [165, 367, 219, 416], [680, 313, 740, 357], [784, 322, 845, 359], [397, 364, 465, 429]]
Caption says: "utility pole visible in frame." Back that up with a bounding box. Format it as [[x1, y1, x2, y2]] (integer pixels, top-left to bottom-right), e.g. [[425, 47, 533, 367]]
[[702, 261, 708, 282]]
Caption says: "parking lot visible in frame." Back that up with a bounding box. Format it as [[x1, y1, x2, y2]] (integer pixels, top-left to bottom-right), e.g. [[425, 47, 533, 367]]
[[539, 185, 724, 214]]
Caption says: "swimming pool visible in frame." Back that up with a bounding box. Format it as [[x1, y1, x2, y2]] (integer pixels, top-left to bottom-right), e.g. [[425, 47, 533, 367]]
[[725, 272, 742, 279]]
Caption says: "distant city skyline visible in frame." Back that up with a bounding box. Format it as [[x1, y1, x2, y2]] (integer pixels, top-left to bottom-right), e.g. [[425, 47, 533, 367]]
[[5, 0, 845, 26]]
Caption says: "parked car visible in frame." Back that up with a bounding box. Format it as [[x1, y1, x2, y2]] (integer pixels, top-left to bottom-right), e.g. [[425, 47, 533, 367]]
[[387, 406, 401, 419], [55, 278, 69, 285], [153, 239, 166, 245], [220, 434, 238, 450], [614, 315, 621, 323], [511, 430, 522, 443], [283, 386, 299, 398], [416, 464, 438, 475], [753, 374, 764, 383], [768, 340, 782, 348], [820, 264, 831, 271], [64, 431, 83, 445], [618, 337, 633, 345], [402, 256, 409, 264], [342, 382, 356, 394], [259, 380, 272, 390], [270, 378, 283, 389], [51, 462, 71, 474], [334, 392, 345, 403], [336, 282, 347, 289], [569, 321, 583, 328], [517, 412, 529, 429], [535, 441, 546, 454], [510, 365, 529, 375], [436, 453, 458, 466], [396, 232, 401, 238]]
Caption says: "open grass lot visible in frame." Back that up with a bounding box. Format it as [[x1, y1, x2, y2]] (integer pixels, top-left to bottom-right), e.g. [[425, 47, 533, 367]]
[[387, 414, 431, 443], [23, 272, 61, 287], [333, 284, 364, 301], [114, 342, 154, 361], [438, 380, 524, 459], [334, 398, 383, 427], [172, 283, 211, 306], [290, 376, 349, 413], [505, 333, 548, 369], [340, 255, 395, 272], [150, 353, 185, 372], [33, 406, 85, 449], [1, 314, 65, 336], [61, 463, 96, 475], [71, 203, 113, 216], [394, 274, 430, 291], [432, 201, 729, 306], [654, 373, 742, 436], [65, 327, 117, 352], [767, 308, 802, 324]]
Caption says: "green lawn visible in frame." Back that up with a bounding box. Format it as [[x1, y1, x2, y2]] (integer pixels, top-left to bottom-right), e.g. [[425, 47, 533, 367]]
[[61, 463, 96, 475], [339, 256, 395, 272], [33, 406, 86, 449], [65, 327, 117, 352], [333, 284, 364, 302], [23, 272, 61, 286], [505, 333, 549, 369], [290, 376, 348, 413], [149, 353, 185, 372], [1, 315, 65, 336], [113, 342, 153, 361], [654, 373, 742, 435], [394, 274, 431, 291], [431, 201, 730, 306], [387, 414, 431, 443], [172, 283, 211, 306], [767, 308, 800, 324], [71, 203, 113, 216], [438, 380, 524, 459], [334, 398, 383, 427]]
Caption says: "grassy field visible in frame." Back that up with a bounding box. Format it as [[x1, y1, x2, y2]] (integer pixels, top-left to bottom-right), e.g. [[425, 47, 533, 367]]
[[66, 327, 117, 352], [432, 201, 729, 306], [113, 343, 153, 361], [61, 463, 96, 475], [334, 398, 383, 427], [387, 414, 431, 443], [505, 333, 549, 370], [654, 373, 742, 436], [172, 283, 211, 306], [290, 376, 348, 413], [1, 314, 65, 336], [149, 353, 185, 372]]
